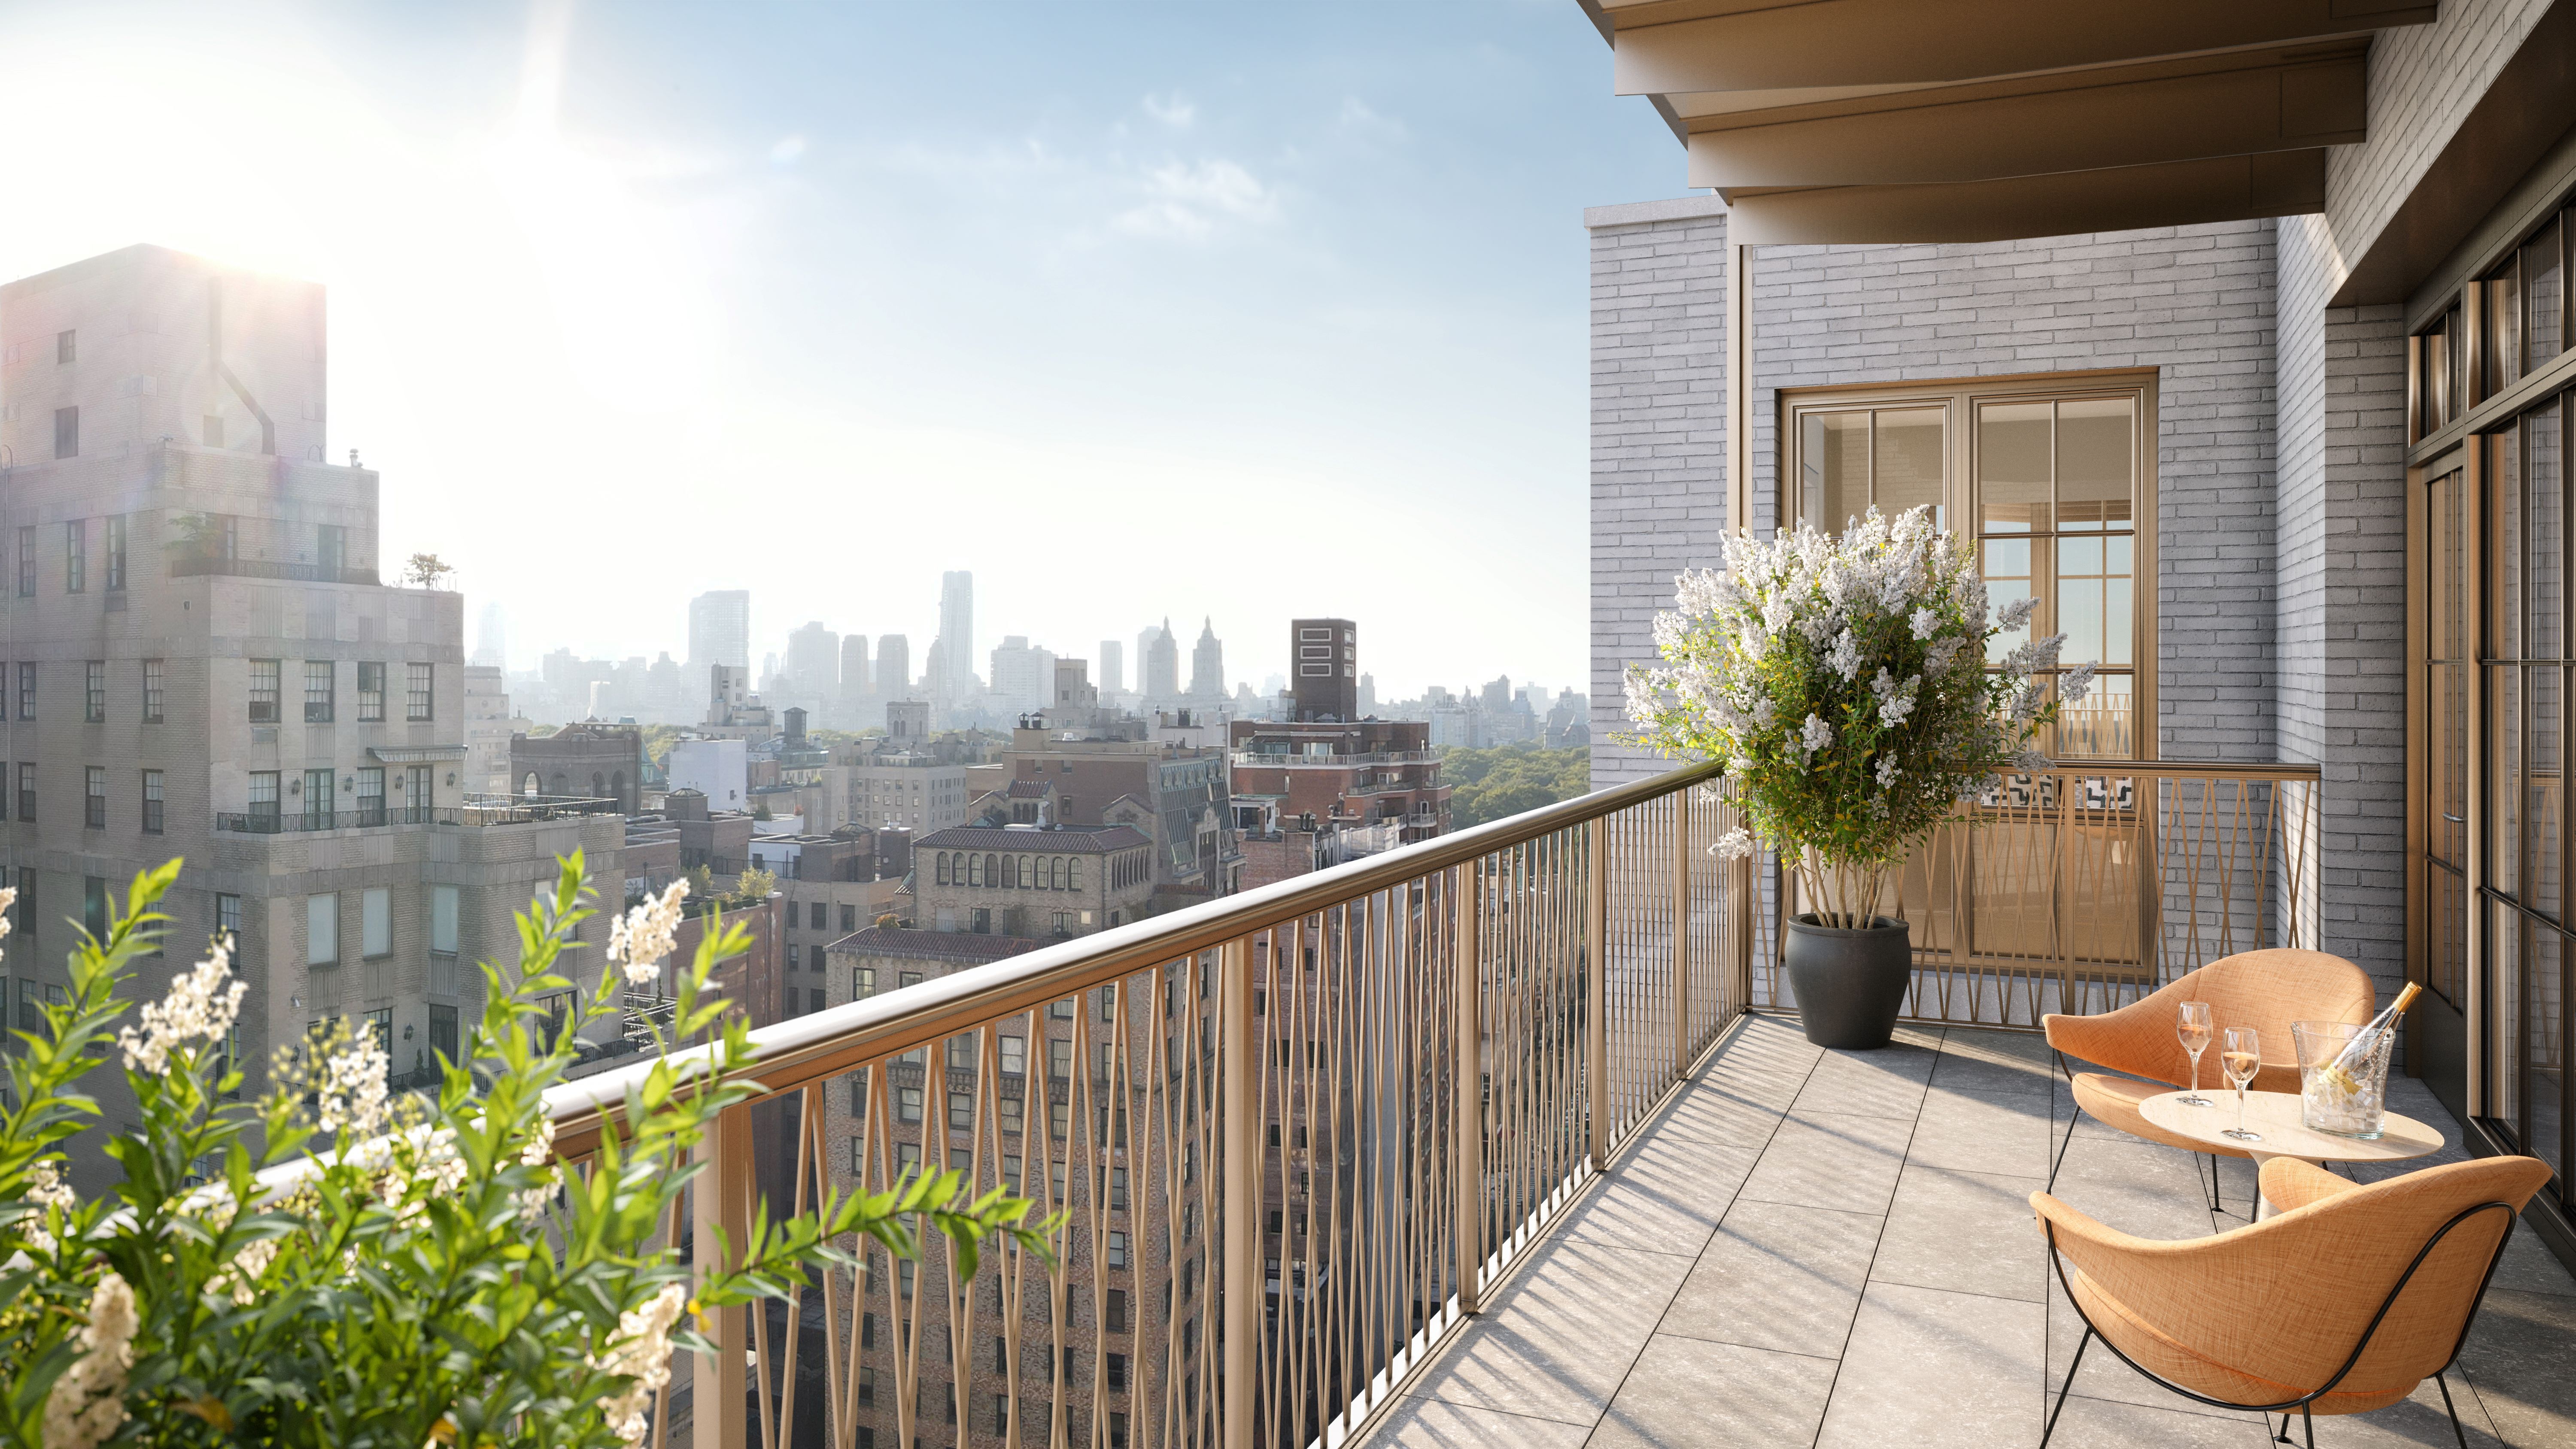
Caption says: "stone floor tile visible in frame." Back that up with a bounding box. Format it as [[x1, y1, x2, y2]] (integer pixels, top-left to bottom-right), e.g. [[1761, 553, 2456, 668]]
[[1792, 1040, 1943, 1119], [1873, 1164, 2049, 1303], [1814, 1281, 2047, 1449], [1737, 1109, 1917, 1215], [1659, 1197, 1882, 1358], [1647, 1078, 1794, 1149], [2045, 1136, 2228, 1243], [2302, 1375, 2509, 1449], [1932, 1030, 2058, 1099], [1410, 1238, 1694, 1426], [1585, 1335, 1838, 1449], [1366, 1396, 1595, 1449], [2037, 1393, 2270, 1447], [1557, 1135, 1761, 1256], [2459, 1287, 2576, 1447], [1911, 1085, 2056, 1178]]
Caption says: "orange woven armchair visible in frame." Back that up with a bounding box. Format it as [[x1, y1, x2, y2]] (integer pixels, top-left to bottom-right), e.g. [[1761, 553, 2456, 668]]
[[2041, 949, 2376, 1197], [2032, 1155, 2550, 1448]]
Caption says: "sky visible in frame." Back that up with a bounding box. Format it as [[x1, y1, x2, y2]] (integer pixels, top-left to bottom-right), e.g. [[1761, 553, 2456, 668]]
[[0, 0, 1686, 700]]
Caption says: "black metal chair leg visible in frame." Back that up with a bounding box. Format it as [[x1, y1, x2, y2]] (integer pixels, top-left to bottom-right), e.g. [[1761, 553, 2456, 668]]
[[2274, 1411, 2294, 1443], [2303, 1404, 2315, 1448], [2041, 1325, 2092, 1449], [2048, 1050, 2078, 1193], [2436, 1369, 2469, 1449]]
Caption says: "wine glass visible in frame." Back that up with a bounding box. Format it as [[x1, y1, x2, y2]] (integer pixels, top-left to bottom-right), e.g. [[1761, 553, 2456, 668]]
[[2220, 1026, 2263, 1142], [2175, 1001, 2214, 1106]]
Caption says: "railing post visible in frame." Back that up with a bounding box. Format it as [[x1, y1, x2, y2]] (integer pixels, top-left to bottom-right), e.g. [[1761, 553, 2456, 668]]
[[1219, 939, 1259, 1449], [1673, 787, 1692, 1082], [1453, 863, 1484, 1315], [693, 1102, 752, 1449], [1587, 817, 1610, 1167]]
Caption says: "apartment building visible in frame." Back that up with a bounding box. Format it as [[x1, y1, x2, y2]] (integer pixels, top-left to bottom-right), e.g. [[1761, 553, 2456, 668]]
[[0, 244, 626, 1188], [509, 720, 642, 812], [913, 823, 1154, 937], [462, 664, 512, 794], [1001, 711, 1236, 904]]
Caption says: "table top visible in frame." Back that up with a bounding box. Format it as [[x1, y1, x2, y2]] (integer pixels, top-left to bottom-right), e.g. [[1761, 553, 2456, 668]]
[[2140, 1089, 2444, 1164]]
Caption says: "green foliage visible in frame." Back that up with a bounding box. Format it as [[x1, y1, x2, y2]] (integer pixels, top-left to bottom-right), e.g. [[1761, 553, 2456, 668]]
[[636, 724, 688, 773], [399, 554, 454, 590], [1443, 746, 1590, 828], [0, 857, 1054, 1449], [730, 867, 777, 905], [1625, 509, 2090, 925]]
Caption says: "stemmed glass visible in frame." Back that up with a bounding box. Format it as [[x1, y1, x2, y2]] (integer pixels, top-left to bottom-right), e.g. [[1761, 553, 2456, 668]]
[[2220, 1026, 2263, 1142], [2175, 1001, 2214, 1106]]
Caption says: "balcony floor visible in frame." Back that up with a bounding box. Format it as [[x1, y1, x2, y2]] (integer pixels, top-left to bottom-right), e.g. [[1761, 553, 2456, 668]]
[[1365, 1013, 2576, 1449]]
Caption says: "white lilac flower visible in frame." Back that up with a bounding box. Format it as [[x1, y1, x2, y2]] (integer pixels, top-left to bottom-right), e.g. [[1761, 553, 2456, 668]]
[[1826, 629, 1862, 682], [23, 1158, 73, 1254], [1875, 755, 1901, 790], [608, 878, 691, 986], [117, 941, 248, 1075], [2059, 661, 2099, 704], [316, 1030, 392, 1139], [594, 1282, 690, 1446], [1909, 606, 1939, 640], [1998, 593, 2040, 629], [522, 1114, 558, 1168], [2013, 749, 2053, 773], [1800, 714, 1833, 753], [43, 1273, 135, 1449], [1750, 697, 1776, 729], [1924, 637, 1967, 675], [1878, 686, 1918, 728], [210, 1237, 277, 1307], [1712, 828, 1756, 860]]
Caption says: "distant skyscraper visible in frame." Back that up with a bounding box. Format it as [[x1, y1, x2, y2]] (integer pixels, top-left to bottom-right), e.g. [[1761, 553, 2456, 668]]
[[1099, 640, 1124, 696], [1188, 617, 1224, 699], [786, 621, 839, 696], [1143, 618, 1181, 700], [937, 571, 975, 697], [688, 590, 751, 669], [841, 634, 871, 697], [1358, 672, 1378, 717], [473, 601, 508, 670], [989, 636, 1055, 712], [876, 634, 912, 700], [1291, 618, 1358, 722]]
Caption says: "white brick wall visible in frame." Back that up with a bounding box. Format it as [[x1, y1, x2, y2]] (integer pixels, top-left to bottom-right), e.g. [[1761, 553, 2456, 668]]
[[1589, 209, 2280, 785]]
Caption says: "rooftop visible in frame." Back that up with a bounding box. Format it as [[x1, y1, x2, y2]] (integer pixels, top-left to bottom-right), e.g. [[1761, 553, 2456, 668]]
[[1363, 1015, 2576, 1449], [914, 824, 1150, 852], [819, 925, 1045, 964]]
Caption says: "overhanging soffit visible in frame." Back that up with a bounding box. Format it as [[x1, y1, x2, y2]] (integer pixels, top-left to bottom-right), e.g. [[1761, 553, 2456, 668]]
[[1584, 0, 2433, 243]]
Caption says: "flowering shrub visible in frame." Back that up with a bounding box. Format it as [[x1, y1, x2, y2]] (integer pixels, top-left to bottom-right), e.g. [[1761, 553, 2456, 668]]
[[1626, 508, 2093, 927], [0, 856, 1050, 1449]]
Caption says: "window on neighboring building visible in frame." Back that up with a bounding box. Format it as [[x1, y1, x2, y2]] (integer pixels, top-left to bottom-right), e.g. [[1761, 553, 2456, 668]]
[[948, 1091, 972, 1131], [83, 877, 106, 940], [896, 1086, 922, 1123], [356, 662, 385, 721], [405, 662, 433, 721], [53, 408, 78, 461], [15, 764, 33, 824], [141, 770, 163, 835], [248, 660, 280, 723], [316, 524, 347, 576], [83, 767, 104, 829], [103, 516, 124, 592], [363, 888, 392, 958], [56, 330, 75, 364], [431, 884, 459, 955], [304, 661, 334, 722], [404, 765, 431, 815], [249, 771, 280, 829], [1106, 1231, 1128, 1267], [215, 893, 240, 950], [853, 966, 875, 997], [83, 661, 103, 723], [356, 767, 385, 826], [15, 527, 30, 597], [16, 663, 31, 722], [1785, 375, 2152, 759], [61, 519, 84, 593], [142, 660, 164, 723], [305, 768, 334, 828], [308, 894, 337, 966]]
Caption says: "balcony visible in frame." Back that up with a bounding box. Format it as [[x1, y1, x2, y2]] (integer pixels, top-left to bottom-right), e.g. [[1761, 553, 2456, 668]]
[[527, 758, 2571, 1449], [213, 795, 620, 834], [169, 555, 382, 586]]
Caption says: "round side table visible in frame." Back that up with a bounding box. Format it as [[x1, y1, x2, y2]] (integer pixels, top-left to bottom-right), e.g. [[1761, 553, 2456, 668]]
[[2141, 1089, 2444, 1219]]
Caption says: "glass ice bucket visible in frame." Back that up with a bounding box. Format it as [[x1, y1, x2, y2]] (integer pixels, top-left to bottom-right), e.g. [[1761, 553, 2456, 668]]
[[2293, 1019, 2391, 1139]]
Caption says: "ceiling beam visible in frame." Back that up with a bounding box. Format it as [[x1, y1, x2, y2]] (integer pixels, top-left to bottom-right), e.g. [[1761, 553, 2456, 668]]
[[1723, 151, 2327, 246], [1684, 55, 2364, 188], [1612, 0, 2430, 94]]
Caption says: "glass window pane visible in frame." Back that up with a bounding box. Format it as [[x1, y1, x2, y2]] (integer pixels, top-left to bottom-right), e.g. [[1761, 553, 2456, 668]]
[[2494, 666, 2524, 900], [2055, 398, 2133, 529], [1871, 408, 1944, 527], [2533, 400, 2565, 661], [2495, 424, 2526, 664], [1801, 411, 1868, 533], [2491, 902, 2522, 1137], [2529, 666, 2563, 925], [1982, 537, 2033, 664], [2527, 217, 2563, 370], [2056, 536, 2108, 665], [2530, 927, 2565, 1183], [1978, 402, 2051, 532], [2104, 536, 2134, 667], [2487, 258, 2524, 393]]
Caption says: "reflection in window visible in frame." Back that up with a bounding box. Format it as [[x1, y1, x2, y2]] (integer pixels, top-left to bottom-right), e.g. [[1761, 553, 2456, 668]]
[[1800, 406, 1944, 534], [1976, 396, 2135, 758]]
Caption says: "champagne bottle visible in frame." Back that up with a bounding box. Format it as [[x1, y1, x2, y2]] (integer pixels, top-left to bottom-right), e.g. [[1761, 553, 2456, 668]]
[[2317, 980, 2423, 1097]]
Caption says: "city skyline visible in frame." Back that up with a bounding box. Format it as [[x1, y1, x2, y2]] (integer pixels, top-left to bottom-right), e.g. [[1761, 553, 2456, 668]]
[[0, 2, 1673, 705]]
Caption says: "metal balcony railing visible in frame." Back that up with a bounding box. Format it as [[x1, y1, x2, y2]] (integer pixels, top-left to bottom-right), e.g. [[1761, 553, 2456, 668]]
[[214, 797, 622, 834], [501, 753, 2318, 1449], [170, 555, 383, 586]]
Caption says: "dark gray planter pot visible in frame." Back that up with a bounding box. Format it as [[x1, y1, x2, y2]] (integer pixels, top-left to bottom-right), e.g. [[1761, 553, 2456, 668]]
[[1783, 913, 1912, 1049]]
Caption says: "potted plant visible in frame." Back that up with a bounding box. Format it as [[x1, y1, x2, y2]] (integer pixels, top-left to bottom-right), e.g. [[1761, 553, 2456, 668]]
[[1626, 507, 2091, 1048]]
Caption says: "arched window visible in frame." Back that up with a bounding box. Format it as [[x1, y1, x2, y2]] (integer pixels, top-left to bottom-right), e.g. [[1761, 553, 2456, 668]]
[[1051, 857, 1066, 891], [969, 853, 983, 887], [1070, 857, 1083, 891], [520, 772, 541, 797], [611, 770, 626, 805], [986, 853, 999, 887], [936, 852, 951, 885]]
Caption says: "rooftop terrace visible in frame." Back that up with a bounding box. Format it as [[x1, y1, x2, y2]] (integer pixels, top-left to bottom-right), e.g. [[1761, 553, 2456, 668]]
[[1363, 1015, 2576, 1449]]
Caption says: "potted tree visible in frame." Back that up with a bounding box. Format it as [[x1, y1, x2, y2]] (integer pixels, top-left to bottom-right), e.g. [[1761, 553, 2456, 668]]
[[1627, 507, 2091, 1048]]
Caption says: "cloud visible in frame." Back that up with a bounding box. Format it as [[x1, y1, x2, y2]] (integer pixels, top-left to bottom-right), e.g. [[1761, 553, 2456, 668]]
[[769, 134, 807, 165], [1111, 158, 1276, 240], [1337, 95, 1407, 141], [1142, 92, 1195, 129]]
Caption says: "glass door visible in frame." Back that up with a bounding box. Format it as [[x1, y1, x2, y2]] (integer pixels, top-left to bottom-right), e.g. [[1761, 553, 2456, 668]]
[[2420, 455, 2472, 1125]]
